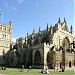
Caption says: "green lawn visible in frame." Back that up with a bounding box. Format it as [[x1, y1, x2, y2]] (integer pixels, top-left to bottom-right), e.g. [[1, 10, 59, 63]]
[[0, 68, 75, 75]]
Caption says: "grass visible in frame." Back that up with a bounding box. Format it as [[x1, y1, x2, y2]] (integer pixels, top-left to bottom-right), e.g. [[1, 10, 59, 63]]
[[0, 68, 75, 75]]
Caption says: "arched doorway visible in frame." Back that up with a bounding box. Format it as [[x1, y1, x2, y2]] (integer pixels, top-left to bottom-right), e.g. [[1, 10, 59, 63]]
[[46, 52, 53, 68], [47, 52, 50, 68], [34, 50, 41, 65], [69, 61, 71, 67], [60, 62, 61, 68], [62, 37, 70, 67]]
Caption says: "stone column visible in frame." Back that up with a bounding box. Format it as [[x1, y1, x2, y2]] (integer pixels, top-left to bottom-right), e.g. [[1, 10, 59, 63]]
[[43, 48, 47, 69], [43, 43, 48, 69]]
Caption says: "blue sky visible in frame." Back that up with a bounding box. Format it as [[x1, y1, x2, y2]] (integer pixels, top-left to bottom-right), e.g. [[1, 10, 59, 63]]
[[0, 0, 74, 38]]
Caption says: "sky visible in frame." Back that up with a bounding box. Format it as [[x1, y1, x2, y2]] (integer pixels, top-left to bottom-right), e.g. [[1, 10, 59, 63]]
[[0, 0, 74, 39]]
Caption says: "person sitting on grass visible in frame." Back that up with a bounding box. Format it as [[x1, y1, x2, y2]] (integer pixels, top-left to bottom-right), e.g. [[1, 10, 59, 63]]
[[27, 66, 32, 72], [41, 67, 50, 74], [46, 68, 50, 74], [21, 65, 24, 72], [61, 66, 65, 72], [59, 66, 65, 72], [0, 67, 6, 70]]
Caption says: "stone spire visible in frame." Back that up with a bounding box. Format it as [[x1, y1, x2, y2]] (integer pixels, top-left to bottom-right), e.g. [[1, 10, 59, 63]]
[[33, 28, 36, 34], [50, 25, 53, 35], [47, 23, 49, 31], [9, 20, 13, 29], [64, 17, 66, 24], [70, 25, 73, 34], [58, 17, 61, 24], [27, 33, 30, 37], [38, 26, 41, 36], [39, 26, 41, 32], [47, 23, 48, 29]]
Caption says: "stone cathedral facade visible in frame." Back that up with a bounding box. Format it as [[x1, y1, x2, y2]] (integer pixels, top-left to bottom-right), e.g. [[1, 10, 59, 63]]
[[8, 18, 75, 70], [0, 21, 13, 64]]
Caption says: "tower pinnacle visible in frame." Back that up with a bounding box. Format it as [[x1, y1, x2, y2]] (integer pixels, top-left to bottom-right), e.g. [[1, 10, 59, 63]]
[[58, 17, 61, 23]]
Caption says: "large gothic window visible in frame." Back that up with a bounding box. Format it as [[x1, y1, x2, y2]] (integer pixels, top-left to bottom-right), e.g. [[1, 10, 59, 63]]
[[34, 50, 41, 64], [62, 37, 70, 50]]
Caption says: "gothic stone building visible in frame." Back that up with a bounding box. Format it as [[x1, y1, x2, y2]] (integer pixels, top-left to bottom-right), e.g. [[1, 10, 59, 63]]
[[0, 21, 13, 64], [8, 18, 75, 70]]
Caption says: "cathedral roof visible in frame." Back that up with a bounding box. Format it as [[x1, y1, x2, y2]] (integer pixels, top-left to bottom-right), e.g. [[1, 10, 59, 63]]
[[27, 18, 70, 39], [27, 29, 46, 39]]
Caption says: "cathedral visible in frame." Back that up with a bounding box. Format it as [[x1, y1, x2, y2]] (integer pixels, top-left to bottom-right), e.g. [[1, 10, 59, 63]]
[[6, 18, 75, 70]]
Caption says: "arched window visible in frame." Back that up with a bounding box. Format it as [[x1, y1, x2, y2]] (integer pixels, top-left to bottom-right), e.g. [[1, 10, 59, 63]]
[[34, 50, 41, 64], [9, 29, 10, 32], [5, 28, 6, 31], [62, 37, 70, 50]]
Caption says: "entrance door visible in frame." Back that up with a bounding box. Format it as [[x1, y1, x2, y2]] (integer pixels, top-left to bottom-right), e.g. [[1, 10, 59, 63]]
[[60, 62, 61, 68], [62, 37, 70, 67], [69, 61, 71, 67]]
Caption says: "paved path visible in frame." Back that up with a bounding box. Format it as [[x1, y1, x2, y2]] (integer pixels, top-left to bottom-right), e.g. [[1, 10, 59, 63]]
[[0, 74, 6, 75], [65, 67, 75, 70]]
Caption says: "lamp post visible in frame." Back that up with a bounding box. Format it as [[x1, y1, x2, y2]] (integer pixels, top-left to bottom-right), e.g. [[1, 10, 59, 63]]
[[0, 9, 3, 23]]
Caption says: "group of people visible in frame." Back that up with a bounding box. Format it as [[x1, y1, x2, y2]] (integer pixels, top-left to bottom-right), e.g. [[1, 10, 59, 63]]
[[21, 65, 65, 74], [21, 65, 50, 74], [21, 65, 32, 72], [41, 66, 65, 74], [0, 67, 6, 70]]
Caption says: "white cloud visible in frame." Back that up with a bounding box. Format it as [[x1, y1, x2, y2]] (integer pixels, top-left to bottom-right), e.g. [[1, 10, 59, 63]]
[[17, 0, 24, 4], [3, 1, 10, 10], [3, 1, 17, 11], [2, 0, 24, 11]]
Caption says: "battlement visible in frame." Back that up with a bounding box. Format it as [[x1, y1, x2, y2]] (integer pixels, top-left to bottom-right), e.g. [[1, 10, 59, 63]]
[[43, 42, 54, 48]]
